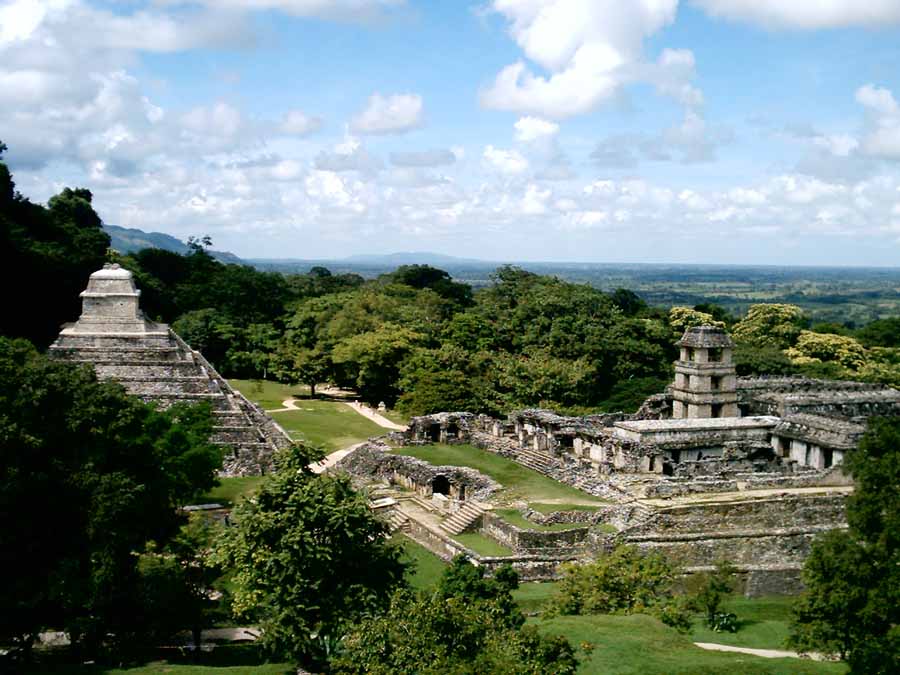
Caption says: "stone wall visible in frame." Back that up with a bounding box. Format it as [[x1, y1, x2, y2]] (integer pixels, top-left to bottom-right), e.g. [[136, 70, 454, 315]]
[[481, 512, 589, 556], [623, 492, 848, 568]]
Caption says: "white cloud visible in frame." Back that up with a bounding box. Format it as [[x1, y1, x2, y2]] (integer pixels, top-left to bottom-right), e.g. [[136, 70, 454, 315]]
[[280, 109, 323, 136], [856, 84, 900, 159], [350, 92, 423, 135], [691, 0, 900, 29], [513, 116, 559, 142], [314, 135, 383, 173], [481, 0, 679, 119], [483, 145, 529, 174], [390, 149, 457, 167]]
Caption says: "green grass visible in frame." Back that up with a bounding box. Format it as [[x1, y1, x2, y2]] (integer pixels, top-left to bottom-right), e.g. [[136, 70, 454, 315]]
[[454, 532, 514, 557], [535, 614, 846, 675], [199, 476, 265, 506], [394, 534, 448, 590], [380, 408, 410, 425], [495, 508, 586, 532], [228, 379, 311, 410], [513, 581, 560, 614], [27, 644, 293, 674], [689, 596, 799, 651], [262, 400, 386, 452], [392, 444, 606, 505], [530, 502, 604, 514]]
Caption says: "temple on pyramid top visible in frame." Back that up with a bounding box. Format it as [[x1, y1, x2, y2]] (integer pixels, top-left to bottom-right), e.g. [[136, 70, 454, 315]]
[[50, 264, 292, 475]]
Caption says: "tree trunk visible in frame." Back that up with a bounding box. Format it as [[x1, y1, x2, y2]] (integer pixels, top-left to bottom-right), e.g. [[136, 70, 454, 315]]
[[310, 382, 316, 398]]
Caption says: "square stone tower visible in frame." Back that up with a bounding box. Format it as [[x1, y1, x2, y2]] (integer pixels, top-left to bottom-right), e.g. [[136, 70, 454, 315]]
[[672, 325, 739, 419]]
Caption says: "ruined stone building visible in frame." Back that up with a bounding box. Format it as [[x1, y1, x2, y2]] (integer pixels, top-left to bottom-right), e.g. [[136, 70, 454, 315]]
[[49, 264, 291, 475], [392, 325, 900, 592]]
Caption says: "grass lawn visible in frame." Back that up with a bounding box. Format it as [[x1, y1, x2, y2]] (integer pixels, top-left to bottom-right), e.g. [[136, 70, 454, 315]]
[[689, 596, 799, 651], [199, 476, 265, 506], [228, 379, 310, 410], [392, 444, 606, 505], [513, 581, 560, 614], [530, 502, 604, 514], [495, 508, 585, 532], [394, 534, 447, 590], [380, 408, 410, 425], [454, 532, 514, 557], [535, 614, 846, 675], [271, 401, 386, 451]]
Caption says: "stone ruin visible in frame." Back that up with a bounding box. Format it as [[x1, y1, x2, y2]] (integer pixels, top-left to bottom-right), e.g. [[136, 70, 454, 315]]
[[384, 324, 900, 592], [49, 264, 293, 475]]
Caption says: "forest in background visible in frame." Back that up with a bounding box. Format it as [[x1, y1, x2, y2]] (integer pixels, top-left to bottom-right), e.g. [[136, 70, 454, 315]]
[[3, 140, 900, 418]]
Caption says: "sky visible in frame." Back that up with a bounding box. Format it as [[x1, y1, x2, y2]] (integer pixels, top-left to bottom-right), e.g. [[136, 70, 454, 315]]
[[2, 1, 900, 265]]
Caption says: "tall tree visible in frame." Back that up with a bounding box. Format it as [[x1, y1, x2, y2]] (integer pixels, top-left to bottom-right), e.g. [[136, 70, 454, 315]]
[[0, 337, 222, 662], [789, 418, 900, 673], [214, 444, 406, 668]]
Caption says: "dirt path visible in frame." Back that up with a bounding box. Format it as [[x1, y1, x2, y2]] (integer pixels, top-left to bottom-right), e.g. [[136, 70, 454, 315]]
[[343, 401, 408, 431], [693, 642, 827, 661], [265, 398, 300, 413], [309, 442, 365, 474]]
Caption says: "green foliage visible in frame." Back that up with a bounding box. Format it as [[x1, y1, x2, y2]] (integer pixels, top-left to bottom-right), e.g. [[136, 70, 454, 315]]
[[857, 318, 900, 348], [733, 343, 799, 376], [786, 331, 868, 370], [0, 153, 110, 346], [0, 337, 222, 661], [547, 545, 692, 632], [383, 264, 473, 307], [668, 306, 725, 336], [213, 445, 406, 667], [732, 303, 807, 349], [789, 418, 900, 673], [693, 560, 738, 630], [333, 557, 577, 675]]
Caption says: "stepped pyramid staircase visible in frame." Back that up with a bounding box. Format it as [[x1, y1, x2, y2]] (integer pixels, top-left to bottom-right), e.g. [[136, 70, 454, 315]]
[[49, 264, 293, 475], [439, 501, 486, 535]]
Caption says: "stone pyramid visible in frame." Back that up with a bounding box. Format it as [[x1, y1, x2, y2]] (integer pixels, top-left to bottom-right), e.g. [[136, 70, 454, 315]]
[[49, 263, 292, 475]]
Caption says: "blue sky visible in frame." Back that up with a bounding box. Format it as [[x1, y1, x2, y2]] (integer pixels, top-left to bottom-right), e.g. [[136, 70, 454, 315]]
[[2, 1, 900, 265]]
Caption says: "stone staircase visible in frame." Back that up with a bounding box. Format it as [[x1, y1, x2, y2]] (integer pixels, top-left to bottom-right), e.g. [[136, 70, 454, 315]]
[[439, 501, 486, 535], [514, 448, 555, 473], [620, 502, 657, 532], [387, 509, 410, 534]]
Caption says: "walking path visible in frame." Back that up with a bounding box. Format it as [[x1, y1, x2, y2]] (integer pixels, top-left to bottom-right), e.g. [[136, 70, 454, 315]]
[[266, 397, 408, 432], [343, 401, 407, 431], [309, 442, 364, 474], [694, 642, 827, 661]]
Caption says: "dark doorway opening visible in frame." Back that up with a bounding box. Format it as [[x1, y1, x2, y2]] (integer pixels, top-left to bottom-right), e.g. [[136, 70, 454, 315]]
[[432, 475, 450, 495], [446, 423, 459, 440], [427, 424, 441, 442]]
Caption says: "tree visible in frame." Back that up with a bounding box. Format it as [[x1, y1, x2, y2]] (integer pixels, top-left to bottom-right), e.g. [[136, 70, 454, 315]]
[[214, 444, 406, 668], [273, 342, 331, 398], [385, 264, 474, 308], [0, 337, 222, 662], [333, 557, 578, 674], [668, 306, 724, 337], [610, 288, 647, 316], [789, 418, 900, 673], [858, 318, 900, 348], [0, 151, 110, 346], [331, 323, 423, 404], [693, 560, 738, 631], [786, 330, 868, 370], [732, 303, 806, 349], [547, 545, 692, 632]]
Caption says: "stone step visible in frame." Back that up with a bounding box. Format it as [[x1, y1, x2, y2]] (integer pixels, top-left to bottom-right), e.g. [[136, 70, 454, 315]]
[[50, 347, 188, 363], [440, 502, 485, 535], [386, 510, 410, 534], [211, 426, 265, 445]]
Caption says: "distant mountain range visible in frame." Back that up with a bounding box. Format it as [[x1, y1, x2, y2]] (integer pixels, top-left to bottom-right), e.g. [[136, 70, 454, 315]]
[[103, 224, 242, 264]]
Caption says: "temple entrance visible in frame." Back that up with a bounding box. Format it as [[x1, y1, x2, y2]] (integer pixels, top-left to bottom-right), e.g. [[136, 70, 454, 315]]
[[446, 423, 459, 440], [431, 475, 450, 496], [427, 424, 441, 442]]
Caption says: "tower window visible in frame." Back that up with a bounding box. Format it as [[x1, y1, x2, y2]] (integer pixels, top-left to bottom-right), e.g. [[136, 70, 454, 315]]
[[709, 348, 722, 362]]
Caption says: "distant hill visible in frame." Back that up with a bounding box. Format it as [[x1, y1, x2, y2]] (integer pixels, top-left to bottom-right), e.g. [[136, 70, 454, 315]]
[[343, 251, 489, 265], [103, 224, 242, 264]]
